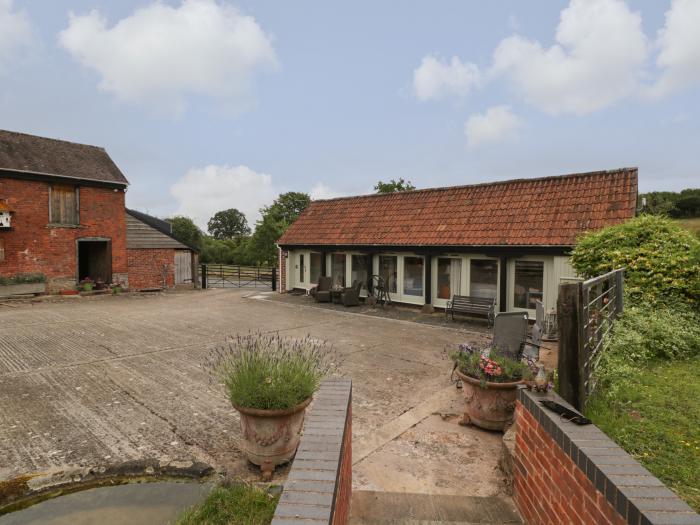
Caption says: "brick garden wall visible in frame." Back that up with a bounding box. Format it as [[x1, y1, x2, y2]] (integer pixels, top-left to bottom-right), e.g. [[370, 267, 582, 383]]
[[514, 389, 699, 525], [272, 378, 352, 525], [0, 177, 127, 291], [278, 247, 287, 293], [127, 248, 175, 290]]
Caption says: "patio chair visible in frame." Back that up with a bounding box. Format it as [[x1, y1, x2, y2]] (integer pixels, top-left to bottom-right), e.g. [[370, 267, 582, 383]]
[[491, 311, 542, 361], [313, 276, 332, 303], [341, 280, 363, 307]]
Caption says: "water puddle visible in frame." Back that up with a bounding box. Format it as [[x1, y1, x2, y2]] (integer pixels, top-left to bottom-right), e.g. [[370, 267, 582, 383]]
[[0, 481, 212, 525]]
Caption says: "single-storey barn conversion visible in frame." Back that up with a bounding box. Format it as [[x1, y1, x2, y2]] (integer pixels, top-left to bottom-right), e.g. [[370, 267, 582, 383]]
[[276, 168, 638, 315]]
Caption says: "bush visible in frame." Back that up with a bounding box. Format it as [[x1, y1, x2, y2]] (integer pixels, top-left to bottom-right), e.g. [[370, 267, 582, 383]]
[[570, 215, 700, 308], [176, 483, 279, 525], [0, 273, 46, 285], [205, 333, 337, 410], [592, 304, 700, 400]]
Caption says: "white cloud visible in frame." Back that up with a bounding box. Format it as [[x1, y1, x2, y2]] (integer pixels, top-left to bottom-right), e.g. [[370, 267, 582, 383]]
[[170, 165, 278, 230], [649, 0, 700, 98], [413, 55, 481, 101], [310, 182, 342, 200], [491, 0, 647, 115], [58, 0, 277, 113], [0, 0, 33, 72], [465, 106, 522, 148]]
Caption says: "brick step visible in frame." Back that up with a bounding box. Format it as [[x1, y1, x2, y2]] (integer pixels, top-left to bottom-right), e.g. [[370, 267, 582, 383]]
[[349, 491, 522, 524]]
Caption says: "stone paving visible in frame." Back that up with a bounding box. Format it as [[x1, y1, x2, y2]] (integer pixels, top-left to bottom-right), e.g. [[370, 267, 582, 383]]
[[0, 288, 517, 518]]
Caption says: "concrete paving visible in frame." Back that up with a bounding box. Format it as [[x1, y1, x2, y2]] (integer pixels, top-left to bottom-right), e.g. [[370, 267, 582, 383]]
[[0, 289, 514, 514]]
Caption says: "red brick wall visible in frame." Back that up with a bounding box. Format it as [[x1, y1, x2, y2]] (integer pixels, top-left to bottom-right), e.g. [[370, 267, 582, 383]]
[[0, 177, 127, 291], [332, 399, 352, 525], [513, 401, 626, 525], [278, 246, 287, 293], [127, 248, 175, 290]]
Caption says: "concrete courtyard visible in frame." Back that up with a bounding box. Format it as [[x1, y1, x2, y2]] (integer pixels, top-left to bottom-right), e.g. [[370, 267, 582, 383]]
[[0, 289, 517, 518]]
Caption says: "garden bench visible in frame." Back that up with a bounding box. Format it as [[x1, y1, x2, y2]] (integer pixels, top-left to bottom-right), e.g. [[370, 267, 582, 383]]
[[446, 295, 496, 326]]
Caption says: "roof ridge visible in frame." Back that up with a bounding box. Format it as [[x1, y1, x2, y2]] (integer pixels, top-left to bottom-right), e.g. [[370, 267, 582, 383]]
[[310, 167, 638, 203], [0, 129, 107, 152]]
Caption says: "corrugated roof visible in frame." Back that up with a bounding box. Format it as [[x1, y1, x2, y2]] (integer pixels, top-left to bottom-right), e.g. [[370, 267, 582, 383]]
[[126, 211, 190, 250], [0, 129, 128, 186], [278, 168, 638, 247]]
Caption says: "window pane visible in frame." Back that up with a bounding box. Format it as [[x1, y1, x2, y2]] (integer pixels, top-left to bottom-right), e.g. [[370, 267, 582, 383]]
[[331, 253, 346, 288], [310, 253, 322, 283], [514, 260, 544, 309], [403, 256, 424, 297], [379, 255, 397, 293], [437, 258, 461, 299], [351, 255, 368, 293], [470, 259, 498, 299], [299, 254, 305, 282]]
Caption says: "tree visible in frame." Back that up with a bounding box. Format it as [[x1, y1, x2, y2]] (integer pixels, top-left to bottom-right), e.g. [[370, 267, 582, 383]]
[[248, 192, 311, 265], [374, 178, 416, 193], [167, 216, 203, 249], [207, 208, 250, 239]]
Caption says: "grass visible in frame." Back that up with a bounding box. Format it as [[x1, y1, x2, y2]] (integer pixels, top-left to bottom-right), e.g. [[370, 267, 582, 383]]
[[174, 484, 279, 525], [587, 357, 700, 512], [677, 217, 700, 236]]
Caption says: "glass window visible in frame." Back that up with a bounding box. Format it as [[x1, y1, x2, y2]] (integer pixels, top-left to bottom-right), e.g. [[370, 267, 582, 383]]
[[403, 256, 424, 297], [379, 255, 397, 293], [331, 253, 346, 288], [470, 259, 498, 299], [437, 258, 461, 299], [351, 255, 368, 293], [50, 184, 79, 225], [514, 260, 544, 309], [298, 253, 305, 283], [310, 253, 322, 284]]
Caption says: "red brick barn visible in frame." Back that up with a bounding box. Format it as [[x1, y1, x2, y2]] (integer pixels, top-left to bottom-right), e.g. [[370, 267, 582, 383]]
[[126, 209, 199, 290], [0, 130, 129, 292]]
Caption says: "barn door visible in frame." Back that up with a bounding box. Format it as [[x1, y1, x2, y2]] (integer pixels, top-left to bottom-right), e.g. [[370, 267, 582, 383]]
[[174, 251, 192, 284]]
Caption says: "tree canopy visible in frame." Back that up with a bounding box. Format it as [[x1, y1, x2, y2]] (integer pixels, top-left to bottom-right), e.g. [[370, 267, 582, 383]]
[[638, 188, 700, 217], [207, 208, 250, 239], [167, 216, 203, 249], [374, 178, 416, 193]]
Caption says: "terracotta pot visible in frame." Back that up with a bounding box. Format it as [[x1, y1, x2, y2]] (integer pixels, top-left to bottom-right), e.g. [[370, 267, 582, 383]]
[[455, 370, 521, 432], [233, 397, 311, 480]]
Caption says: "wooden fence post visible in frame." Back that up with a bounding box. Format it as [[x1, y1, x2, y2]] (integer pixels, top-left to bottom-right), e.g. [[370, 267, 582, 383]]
[[272, 267, 277, 291], [201, 264, 207, 289], [557, 282, 583, 410]]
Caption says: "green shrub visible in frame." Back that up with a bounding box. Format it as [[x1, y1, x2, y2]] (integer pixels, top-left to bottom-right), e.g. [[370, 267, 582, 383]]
[[175, 483, 279, 525], [570, 215, 700, 308], [592, 304, 700, 400], [450, 346, 534, 384], [205, 333, 337, 410], [0, 273, 46, 286]]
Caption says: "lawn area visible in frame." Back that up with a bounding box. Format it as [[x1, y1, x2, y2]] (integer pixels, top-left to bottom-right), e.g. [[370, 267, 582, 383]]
[[175, 484, 279, 525], [677, 217, 700, 236], [587, 357, 700, 512]]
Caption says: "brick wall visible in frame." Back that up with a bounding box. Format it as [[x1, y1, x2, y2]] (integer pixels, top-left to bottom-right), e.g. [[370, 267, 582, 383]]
[[127, 248, 175, 290], [272, 378, 352, 525], [278, 246, 287, 293], [0, 177, 127, 291], [514, 389, 699, 525]]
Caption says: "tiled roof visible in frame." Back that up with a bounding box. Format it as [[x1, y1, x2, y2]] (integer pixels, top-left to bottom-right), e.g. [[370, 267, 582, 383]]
[[0, 129, 128, 186], [278, 168, 638, 247]]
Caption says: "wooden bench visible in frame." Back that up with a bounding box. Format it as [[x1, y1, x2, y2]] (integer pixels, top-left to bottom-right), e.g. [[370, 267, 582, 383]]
[[446, 295, 496, 326]]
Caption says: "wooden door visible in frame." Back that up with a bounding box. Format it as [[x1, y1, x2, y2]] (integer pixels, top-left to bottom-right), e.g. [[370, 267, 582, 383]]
[[174, 250, 192, 284]]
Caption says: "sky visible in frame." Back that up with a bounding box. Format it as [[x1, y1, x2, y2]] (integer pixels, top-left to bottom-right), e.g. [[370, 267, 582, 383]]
[[1, 0, 699, 229]]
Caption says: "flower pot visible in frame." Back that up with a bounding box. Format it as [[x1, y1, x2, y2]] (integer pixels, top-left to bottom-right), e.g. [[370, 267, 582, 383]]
[[82, 283, 94, 292], [0, 282, 46, 297], [233, 397, 311, 480], [455, 369, 521, 432]]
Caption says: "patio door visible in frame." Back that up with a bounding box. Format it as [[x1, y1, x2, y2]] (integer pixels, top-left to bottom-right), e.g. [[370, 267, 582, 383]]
[[435, 257, 462, 307], [378, 255, 398, 297], [351, 255, 369, 295], [309, 252, 322, 284], [469, 259, 498, 300]]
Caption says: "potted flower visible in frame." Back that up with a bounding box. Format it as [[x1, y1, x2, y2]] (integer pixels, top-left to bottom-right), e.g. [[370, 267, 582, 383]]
[[111, 281, 124, 294], [206, 333, 336, 480], [80, 277, 94, 292], [451, 345, 534, 431]]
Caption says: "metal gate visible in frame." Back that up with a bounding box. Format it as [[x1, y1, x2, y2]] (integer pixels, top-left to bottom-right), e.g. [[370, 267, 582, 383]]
[[202, 264, 277, 290]]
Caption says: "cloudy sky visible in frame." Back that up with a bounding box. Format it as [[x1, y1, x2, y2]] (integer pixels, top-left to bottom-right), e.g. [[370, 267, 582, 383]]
[[1, 0, 699, 228]]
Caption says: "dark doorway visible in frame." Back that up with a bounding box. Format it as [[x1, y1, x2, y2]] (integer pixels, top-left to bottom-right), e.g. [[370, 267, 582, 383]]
[[78, 240, 112, 283]]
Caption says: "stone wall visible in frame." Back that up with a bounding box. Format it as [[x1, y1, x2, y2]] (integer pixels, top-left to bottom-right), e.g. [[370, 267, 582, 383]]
[[513, 389, 699, 525], [272, 377, 352, 525]]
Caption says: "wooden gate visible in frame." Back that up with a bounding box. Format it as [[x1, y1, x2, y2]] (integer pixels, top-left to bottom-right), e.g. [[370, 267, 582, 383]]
[[174, 250, 192, 284]]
